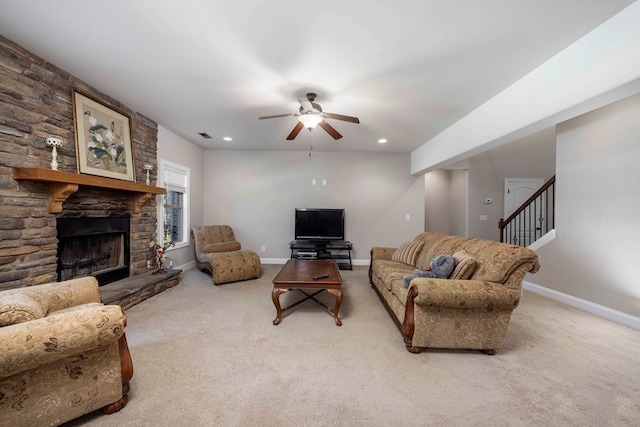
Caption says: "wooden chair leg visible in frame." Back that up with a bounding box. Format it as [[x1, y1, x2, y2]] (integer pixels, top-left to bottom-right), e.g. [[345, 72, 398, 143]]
[[103, 331, 134, 414]]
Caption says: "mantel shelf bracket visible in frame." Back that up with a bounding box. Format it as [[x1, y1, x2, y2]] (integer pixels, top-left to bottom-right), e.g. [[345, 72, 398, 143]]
[[132, 193, 153, 214], [49, 182, 80, 213]]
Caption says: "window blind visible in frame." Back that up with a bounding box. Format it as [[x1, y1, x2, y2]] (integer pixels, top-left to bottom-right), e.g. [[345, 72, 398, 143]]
[[163, 164, 188, 193]]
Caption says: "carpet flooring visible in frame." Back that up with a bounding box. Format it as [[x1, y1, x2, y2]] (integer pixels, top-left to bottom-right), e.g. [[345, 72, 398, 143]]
[[66, 265, 640, 426]]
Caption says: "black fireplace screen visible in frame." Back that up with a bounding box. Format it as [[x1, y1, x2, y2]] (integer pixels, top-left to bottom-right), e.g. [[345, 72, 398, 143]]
[[56, 217, 130, 285]]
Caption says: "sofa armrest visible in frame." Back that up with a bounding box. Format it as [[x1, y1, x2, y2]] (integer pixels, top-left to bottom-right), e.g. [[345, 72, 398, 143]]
[[30, 276, 102, 311], [0, 304, 126, 378], [371, 247, 397, 262], [410, 278, 521, 309]]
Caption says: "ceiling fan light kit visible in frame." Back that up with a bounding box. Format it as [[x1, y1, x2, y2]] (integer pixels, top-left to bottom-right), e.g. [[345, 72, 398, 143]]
[[298, 113, 322, 130], [259, 92, 359, 141]]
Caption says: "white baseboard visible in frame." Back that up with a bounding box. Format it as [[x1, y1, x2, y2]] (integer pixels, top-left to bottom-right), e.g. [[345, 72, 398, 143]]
[[523, 281, 640, 331], [260, 258, 289, 264], [175, 260, 196, 271]]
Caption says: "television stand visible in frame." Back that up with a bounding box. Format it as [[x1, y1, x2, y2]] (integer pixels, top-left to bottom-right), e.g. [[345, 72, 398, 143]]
[[289, 240, 353, 270]]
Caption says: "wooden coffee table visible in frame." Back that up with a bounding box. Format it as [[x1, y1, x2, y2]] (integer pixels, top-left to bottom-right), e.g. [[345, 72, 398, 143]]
[[272, 259, 343, 326]]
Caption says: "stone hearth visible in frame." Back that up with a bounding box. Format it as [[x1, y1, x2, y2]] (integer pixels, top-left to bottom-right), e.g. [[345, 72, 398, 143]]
[[100, 269, 181, 310]]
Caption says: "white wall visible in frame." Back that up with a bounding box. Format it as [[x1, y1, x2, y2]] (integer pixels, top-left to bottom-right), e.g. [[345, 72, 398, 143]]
[[202, 150, 424, 262], [424, 170, 452, 234], [449, 170, 468, 237], [156, 126, 204, 268], [411, 2, 640, 175], [532, 92, 640, 317], [465, 128, 556, 240], [422, 129, 555, 241]]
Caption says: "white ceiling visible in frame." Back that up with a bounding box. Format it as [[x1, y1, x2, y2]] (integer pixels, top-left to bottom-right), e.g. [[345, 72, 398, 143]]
[[0, 0, 635, 153]]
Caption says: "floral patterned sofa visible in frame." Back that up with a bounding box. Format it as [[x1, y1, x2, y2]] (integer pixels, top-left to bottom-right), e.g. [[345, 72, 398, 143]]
[[0, 276, 133, 427], [369, 231, 540, 354], [192, 225, 262, 285]]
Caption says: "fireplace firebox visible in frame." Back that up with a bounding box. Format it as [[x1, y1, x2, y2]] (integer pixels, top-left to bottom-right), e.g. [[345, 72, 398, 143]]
[[56, 217, 131, 286]]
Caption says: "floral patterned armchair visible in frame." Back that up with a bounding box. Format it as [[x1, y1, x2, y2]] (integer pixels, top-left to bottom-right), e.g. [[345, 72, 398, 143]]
[[192, 225, 262, 285], [0, 277, 133, 427]]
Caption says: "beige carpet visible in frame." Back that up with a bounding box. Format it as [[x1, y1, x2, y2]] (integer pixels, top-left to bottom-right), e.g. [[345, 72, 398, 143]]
[[67, 265, 640, 426]]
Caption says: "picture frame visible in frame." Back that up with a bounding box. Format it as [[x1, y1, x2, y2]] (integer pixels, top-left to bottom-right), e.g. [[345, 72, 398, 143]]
[[72, 89, 135, 182]]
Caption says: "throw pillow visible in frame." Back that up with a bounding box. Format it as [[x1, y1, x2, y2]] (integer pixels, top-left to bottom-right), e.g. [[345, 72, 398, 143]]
[[449, 250, 477, 280], [204, 241, 241, 253], [0, 290, 48, 327], [391, 240, 425, 266]]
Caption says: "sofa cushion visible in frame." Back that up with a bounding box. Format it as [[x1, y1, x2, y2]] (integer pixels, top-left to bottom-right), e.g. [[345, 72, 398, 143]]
[[391, 240, 424, 266], [204, 241, 241, 253], [450, 250, 477, 280], [0, 290, 48, 327], [372, 259, 415, 291], [390, 277, 410, 303], [414, 232, 471, 271]]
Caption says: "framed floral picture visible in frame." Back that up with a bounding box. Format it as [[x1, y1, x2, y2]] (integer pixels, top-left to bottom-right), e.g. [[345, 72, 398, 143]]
[[72, 89, 135, 181]]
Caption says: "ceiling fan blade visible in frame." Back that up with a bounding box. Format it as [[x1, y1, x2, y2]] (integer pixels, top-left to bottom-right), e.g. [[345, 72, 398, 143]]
[[318, 120, 343, 140], [323, 112, 360, 124], [286, 122, 305, 140], [258, 113, 295, 120], [298, 98, 314, 112]]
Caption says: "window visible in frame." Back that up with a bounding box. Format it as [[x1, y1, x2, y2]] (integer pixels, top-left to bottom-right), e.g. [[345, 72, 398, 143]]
[[159, 159, 189, 249]]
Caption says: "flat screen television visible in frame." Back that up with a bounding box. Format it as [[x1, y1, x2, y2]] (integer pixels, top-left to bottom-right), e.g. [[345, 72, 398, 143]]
[[295, 208, 345, 241]]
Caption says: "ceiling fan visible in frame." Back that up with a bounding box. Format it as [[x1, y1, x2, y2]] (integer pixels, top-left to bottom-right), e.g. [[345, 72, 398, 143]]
[[258, 93, 359, 140]]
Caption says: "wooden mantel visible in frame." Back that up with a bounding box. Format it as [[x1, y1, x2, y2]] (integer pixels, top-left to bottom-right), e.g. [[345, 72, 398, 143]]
[[12, 168, 166, 214]]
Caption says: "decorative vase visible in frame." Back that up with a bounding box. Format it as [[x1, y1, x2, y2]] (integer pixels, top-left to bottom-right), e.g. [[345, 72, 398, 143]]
[[45, 137, 63, 170], [144, 164, 153, 185]]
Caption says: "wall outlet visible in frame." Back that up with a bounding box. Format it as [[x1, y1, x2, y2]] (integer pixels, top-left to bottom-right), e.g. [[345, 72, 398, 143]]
[[322, 179, 327, 186], [312, 179, 316, 186], [405, 214, 411, 220], [479, 215, 488, 221], [261, 245, 266, 252]]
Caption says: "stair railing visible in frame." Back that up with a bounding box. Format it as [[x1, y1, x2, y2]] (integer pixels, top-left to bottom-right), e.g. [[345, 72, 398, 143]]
[[499, 176, 555, 246]]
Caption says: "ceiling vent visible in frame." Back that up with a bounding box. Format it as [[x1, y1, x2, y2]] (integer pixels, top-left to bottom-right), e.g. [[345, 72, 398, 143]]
[[198, 132, 212, 139]]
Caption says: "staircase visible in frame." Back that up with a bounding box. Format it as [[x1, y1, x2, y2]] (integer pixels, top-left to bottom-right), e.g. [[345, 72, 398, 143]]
[[499, 176, 555, 247]]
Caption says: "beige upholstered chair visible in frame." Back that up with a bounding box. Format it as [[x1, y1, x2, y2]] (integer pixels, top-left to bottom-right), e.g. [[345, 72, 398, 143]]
[[0, 277, 133, 427], [192, 225, 262, 285]]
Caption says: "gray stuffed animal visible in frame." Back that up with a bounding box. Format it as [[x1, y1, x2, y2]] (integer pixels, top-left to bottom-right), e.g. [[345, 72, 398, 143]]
[[402, 254, 457, 288]]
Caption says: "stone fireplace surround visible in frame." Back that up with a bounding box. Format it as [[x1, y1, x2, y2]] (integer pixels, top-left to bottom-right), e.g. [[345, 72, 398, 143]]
[[0, 35, 180, 306]]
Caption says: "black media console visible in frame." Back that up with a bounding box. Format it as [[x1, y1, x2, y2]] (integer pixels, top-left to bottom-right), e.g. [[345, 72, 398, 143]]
[[289, 240, 353, 270]]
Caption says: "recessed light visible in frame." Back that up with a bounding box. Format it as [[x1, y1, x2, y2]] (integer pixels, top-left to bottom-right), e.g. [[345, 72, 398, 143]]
[[223, 137, 233, 141], [378, 138, 387, 144]]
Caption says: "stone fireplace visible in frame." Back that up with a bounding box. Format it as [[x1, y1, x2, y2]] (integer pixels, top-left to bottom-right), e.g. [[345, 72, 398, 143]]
[[57, 217, 130, 286], [0, 35, 179, 301]]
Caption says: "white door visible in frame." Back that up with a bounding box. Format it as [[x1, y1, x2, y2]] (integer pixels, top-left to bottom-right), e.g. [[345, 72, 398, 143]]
[[504, 178, 544, 246]]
